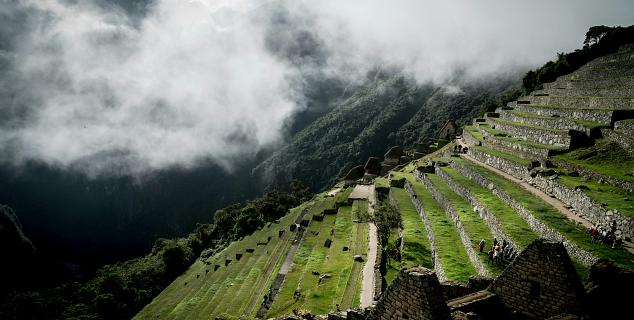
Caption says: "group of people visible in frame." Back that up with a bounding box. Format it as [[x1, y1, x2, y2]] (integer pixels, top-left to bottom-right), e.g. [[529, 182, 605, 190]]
[[453, 145, 469, 154], [479, 238, 513, 264], [589, 223, 621, 248]]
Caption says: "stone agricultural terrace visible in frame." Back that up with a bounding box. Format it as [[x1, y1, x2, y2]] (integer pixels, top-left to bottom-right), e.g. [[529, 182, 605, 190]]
[[135, 44, 634, 320]]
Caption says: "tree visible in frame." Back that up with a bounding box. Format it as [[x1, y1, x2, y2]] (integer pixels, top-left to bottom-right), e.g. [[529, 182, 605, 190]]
[[374, 202, 401, 248], [584, 25, 612, 47]]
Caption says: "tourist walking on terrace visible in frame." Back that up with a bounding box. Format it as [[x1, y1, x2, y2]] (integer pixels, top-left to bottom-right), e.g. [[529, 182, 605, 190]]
[[487, 247, 494, 263], [479, 239, 485, 253]]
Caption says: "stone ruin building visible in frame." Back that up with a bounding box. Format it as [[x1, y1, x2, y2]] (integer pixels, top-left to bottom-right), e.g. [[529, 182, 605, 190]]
[[437, 119, 460, 141], [317, 238, 632, 320]]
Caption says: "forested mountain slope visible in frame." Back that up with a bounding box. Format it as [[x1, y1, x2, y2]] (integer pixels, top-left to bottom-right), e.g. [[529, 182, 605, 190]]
[[255, 73, 521, 192]]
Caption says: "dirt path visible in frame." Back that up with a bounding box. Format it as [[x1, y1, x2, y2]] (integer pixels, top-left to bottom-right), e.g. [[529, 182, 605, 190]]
[[361, 185, 378, 308], [463, 154, 634, 255]]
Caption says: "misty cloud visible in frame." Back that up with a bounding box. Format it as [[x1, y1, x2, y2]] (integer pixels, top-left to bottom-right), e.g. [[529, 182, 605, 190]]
[[0, 0, 632, 177], [0, 0, 297, 176]]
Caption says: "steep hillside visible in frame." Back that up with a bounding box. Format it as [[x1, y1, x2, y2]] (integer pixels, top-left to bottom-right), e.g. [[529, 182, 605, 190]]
[[135, 188, 373, 319], [135, 44, 634, 319], [254, 73, 521, 192]]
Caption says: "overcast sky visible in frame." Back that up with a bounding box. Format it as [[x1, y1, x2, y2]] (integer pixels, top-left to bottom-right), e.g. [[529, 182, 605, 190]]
[[0, 0, 632, 177]]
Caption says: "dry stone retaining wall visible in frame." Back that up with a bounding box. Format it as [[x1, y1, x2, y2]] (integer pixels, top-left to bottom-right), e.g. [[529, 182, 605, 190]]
[[615, 119, 634, 132], [434, 167, 520, 254], [483, 135, 550, 158], [414, 170, 488, 276], [467, 147, 529, 180], [404, 181, 446, 282], [613, 119, 634, 152], [366, 267, 450, 320], [527, 174, 634, 241], [525, 95, 634, 109], [602, 128, 634, 157], [440, 277, 493, 302], [543, 76, 634, 91], [513, 104, 614, 125], [537, 86, 634, 97], [460, 129, 481, 147], [488, 118, 571, 146], [498, 110, 588, 133], [450, 161, 599, 266], [551, 158, 634, 193]]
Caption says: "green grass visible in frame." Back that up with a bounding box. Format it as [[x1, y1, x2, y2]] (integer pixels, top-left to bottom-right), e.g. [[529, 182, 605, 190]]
[[374, 177, 389, 189], [267, 202, 368, 317], [425, 174, 504, 276], [335, 187, 354, 205], [555, 139, 634, 183], [352, 200, 369, 222], [454, 157, 634, 269], [390, 188, 433, 269], [266, 215, 336, 316], [384, 227, 401, 286], [135, 200, 311, 320], [488, 117, 568, 133], [476, 123, 565, 152], [508, 110, 605, 130], [401, 173, 478, 282], [437, 166, 539, 248], [521, 104, 627, 111], [465, 125, 485, 141], [557, 174, 634, 219]]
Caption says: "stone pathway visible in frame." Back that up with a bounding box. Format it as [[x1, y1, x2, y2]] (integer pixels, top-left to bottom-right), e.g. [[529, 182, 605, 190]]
[[361, 185, 378, 308], [463, 154, 634, 255]]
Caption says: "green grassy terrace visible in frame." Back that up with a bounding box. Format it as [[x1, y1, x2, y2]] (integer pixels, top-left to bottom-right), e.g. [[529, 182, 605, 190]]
[[520, 104, 630, 111], [267, 202, 368, 317], [389, 187, 433, 269], [475, 123, 566, 152], [374, 177, 390, 190], [473, 145, 532, 167], [465, 125, 485, 141], [425, 173, 504, 276], [554, 139, 634, 183], [454, 157, 634, 270], [384, 226, 401, 286], [335, 187, 354, 205], [557, 174, 634, 219], [507, 110, 606, 129], [135, 199, 311, 320], [437, 165, 539, 248], [488, 117, 569, 133], [401, 173, 478, 282]]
